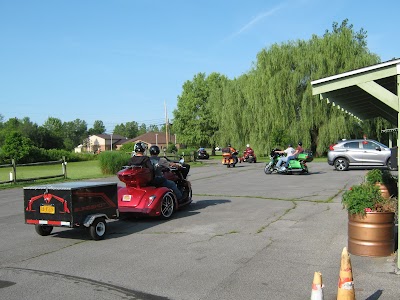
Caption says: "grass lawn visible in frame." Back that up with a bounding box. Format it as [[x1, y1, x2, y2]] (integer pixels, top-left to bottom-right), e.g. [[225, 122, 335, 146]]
[[0, 159, 207, 189], [0, 156, 327, 189], [0, 161, 110, 189], [0, 161, 106, 181]]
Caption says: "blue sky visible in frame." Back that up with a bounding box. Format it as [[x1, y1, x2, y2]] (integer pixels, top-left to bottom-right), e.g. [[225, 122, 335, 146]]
[[1, 0, 399, 133]]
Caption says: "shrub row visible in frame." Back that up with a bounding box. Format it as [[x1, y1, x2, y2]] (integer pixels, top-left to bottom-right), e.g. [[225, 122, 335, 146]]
[[98, 151, 131, 175], [0, 147, 98, 164]]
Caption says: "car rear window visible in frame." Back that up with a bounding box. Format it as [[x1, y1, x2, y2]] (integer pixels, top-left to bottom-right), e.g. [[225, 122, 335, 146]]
[[344, 142, 359, 149]]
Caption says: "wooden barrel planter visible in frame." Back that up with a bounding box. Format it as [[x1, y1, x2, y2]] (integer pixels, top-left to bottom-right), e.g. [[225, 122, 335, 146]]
[[348, 212, 395, 257], [375, 182, 391, 198]]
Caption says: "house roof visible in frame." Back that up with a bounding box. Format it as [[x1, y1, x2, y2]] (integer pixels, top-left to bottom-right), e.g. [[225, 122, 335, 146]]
[[90, 134, 128, 145], [92, 133, 127, 140], [124, 132, 170, 145], [311, 58, 400, 124]]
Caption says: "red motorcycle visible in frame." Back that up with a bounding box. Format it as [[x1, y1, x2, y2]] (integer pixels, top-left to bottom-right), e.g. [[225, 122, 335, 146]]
[[117, 165, 192, 219], [240, 148, 257, 163]]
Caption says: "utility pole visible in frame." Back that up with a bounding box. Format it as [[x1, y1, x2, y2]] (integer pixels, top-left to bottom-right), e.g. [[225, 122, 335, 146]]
[[165, 101, 169, 150]]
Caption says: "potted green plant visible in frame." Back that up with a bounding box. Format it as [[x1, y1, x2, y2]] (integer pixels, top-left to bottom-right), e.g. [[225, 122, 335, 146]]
[[342, 182, 384, 215], [342, 181, 397, 257], [365, 168, 384, 184], [365, 168, 397, 198]]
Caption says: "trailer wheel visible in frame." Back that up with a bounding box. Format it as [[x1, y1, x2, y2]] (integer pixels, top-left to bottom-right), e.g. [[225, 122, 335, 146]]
[[89, 218, 107, 240], [35, 224, 53, 236]]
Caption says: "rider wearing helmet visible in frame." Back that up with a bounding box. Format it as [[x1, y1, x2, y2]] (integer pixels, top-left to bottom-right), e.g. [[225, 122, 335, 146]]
[[127, 142, 154, 179], [149, 145, 183, 201], [245, 143, 254, 155], [282, 141, 304, 170], [149, 145, 161, 156], [240, 143, 254, 163]]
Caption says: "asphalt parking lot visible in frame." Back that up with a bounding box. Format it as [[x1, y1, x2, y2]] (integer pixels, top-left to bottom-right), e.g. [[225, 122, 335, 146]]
[[0, 161, 398, 300]]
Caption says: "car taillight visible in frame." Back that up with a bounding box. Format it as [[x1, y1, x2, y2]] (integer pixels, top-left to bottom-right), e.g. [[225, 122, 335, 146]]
[[329, 144, 336, 151]]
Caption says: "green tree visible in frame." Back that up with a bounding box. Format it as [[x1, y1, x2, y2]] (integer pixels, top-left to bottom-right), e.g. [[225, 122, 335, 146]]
[[63, 119, 88, 150], [36, 126, 64, 149], [88, 120, 106, 135], [0, 117, 42, 149], [173, 72, 227, 147], [43, 117, 63, 135], [112, 122, 139, 138], [148, 124, 160, 132], [138, 123, 147, 135], [2, 131, 33, 162], [199, 19, 382, 156], [124, 121, 140, 138], [113, 123, 126, 137]]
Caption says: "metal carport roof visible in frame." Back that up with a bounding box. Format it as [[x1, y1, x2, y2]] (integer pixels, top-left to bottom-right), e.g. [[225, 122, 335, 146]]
[[311, 58, 400, 125], [311, 58, 400, 271]]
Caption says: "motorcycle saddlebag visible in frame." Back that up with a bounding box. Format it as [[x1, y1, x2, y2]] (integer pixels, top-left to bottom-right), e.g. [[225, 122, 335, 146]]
[[117, 167, 152, 187], [298, 151, 313, 162]]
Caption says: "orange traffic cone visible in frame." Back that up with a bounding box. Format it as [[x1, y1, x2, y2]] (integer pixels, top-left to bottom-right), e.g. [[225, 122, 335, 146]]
[[337, 247, 355, 300], [311, 271, 324, 300]]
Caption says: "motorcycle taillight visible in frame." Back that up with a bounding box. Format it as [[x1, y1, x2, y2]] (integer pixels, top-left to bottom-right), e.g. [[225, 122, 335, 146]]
[[329, 144, 336, 151]]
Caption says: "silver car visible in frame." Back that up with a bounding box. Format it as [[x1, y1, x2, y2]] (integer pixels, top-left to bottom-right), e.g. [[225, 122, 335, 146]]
[[328, 139, 395, 171]]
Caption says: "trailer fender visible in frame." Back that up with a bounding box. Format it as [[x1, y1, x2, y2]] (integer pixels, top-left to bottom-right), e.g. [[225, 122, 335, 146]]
[[83, 214, 109, 227]]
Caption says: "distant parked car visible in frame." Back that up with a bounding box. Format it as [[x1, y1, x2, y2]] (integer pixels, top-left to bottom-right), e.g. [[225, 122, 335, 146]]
[[328, 139, 396, 171], [197, 148, 210, 159]]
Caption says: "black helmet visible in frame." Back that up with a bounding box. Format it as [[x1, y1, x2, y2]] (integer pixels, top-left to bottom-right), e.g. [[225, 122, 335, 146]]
[[228, 144, 231, 147], [288, 144, 293, 147], [134, 142, 146, 153], [149, 145, 160, 155], [298, 142, 303, 146]]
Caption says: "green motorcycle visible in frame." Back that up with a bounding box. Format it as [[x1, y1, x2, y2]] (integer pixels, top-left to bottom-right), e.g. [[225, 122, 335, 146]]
[[264, 148, 313, 175]]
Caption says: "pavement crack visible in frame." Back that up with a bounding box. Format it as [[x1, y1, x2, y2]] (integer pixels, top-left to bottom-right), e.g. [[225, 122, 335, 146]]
[[256, 201, 297, 234], [18, 240, 86, 263]]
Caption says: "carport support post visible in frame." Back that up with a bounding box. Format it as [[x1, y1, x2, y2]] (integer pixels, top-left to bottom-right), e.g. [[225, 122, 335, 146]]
[[398, 74, 400, 272]]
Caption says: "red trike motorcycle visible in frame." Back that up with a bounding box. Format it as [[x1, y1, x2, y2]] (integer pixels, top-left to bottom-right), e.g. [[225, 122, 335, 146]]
[[117, 165, 192, 219], [240, 148, 257, 163]]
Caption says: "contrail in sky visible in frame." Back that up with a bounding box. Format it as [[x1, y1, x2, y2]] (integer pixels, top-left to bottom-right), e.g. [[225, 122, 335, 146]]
[[224, 4, 285, 41]]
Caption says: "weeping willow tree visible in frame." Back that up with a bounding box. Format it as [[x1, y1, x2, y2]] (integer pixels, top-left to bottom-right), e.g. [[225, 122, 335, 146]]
[[173, 19, 392, 156]]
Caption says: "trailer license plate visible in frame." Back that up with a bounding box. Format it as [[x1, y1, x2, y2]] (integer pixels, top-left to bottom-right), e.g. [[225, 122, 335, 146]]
[[40, 205, 55, 214], [122, 195, 132, 202]]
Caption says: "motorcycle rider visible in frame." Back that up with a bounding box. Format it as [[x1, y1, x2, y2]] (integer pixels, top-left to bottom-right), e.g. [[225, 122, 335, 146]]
[[275, 144, 295, 170], [163, 152, 190, 179], [149, 145, 183, 201], [245, 143, 255, 157], [240, 144, 254, 163], [128, 142, 154, 180], [228, 144, 237, 155], [228, 144, 238, 164], [282, 142, 304, 171]]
